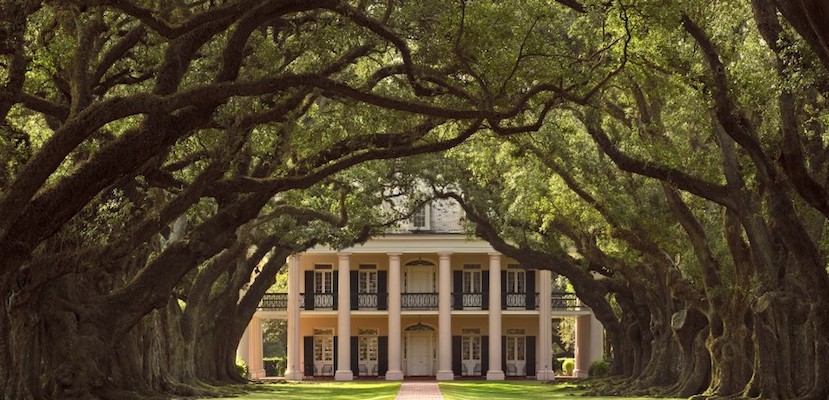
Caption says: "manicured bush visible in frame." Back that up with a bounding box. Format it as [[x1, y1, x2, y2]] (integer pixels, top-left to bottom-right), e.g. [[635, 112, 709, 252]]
[[561, 358, 575, 376], [589, 359, 611, 378], [236, 358, 248, 378]]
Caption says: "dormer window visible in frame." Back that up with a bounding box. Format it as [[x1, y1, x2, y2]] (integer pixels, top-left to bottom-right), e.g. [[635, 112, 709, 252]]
[[411, 204, 430, 230]]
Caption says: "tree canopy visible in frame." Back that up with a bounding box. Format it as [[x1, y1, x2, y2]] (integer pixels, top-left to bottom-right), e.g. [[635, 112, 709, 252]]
[[1, 0, 828, 399], [414, 1, 829, 398]]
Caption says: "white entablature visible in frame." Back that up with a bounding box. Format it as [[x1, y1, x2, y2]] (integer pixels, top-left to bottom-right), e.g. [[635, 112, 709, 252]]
[[305, 234, 497, 254]]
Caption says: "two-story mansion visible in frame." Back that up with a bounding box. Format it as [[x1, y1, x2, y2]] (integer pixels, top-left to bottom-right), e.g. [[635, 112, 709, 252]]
[[237, 200, 604, 381]]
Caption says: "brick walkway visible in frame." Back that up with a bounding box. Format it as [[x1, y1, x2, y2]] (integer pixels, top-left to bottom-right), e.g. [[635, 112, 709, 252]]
[[394, 381, 445, 400]]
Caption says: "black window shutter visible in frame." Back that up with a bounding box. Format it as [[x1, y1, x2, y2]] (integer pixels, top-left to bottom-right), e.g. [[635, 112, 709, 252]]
[[333, 271, 339, 310], [526, 336, 536, 377], [452, 335, 462, 376], [304, 336, 314, 376], [481, 336, 489, 376], [333, 336, 338, 372], [526, 270, 536, 310], [501, 336, 507, 373], [501, 271, 508, 309], [482, 271, 489, 310], [377, 271, 388, 310], [304, 271, 314, 311], [351, 336, 359, 376], [453, 271, 463, 310], [350, 271, 359, 310], [378, 336, 389, 376]]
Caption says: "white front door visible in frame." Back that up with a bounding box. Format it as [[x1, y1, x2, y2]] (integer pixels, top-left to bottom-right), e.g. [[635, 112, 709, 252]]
[[406, 333, 433, 376]]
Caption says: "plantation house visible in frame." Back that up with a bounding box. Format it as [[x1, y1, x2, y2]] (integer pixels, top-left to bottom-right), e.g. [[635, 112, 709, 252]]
[[237, 200, 604, 380]]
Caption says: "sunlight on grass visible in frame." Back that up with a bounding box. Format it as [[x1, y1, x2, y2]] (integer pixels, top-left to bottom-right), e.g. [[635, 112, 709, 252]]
[[204, 381, 683, 400], [213, 382, 400, 400], [439, 381, 684, 400]]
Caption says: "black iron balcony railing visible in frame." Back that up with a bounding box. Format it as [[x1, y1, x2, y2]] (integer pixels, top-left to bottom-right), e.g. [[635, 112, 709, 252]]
[[500, 292, 538, 310], [552, 292, 585, 310], [401, 292, 439, 309], [504, 293, 528, 308], [258, 293, 288, 310], [451, 292, 485, 309], [261, 292, 586, 312], [462, 292, 484, 308], [351, 293, 389, 310], [300, 292, 336, 310]]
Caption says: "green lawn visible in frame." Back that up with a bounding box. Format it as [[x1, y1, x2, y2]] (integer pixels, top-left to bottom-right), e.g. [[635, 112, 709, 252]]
[[439, 381, 681, 400], [212, 381, 400, 400], [205, 381, 681, 400]]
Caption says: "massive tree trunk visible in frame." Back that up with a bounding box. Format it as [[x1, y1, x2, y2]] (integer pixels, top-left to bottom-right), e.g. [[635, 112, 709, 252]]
[[668, 308, 710, 398], [634, 290, 679, 391], [612, 289, 650, 378], [1, 271, 200, 400]]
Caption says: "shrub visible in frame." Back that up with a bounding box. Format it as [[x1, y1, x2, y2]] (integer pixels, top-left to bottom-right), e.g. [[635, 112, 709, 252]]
[[552, 357, 563, 373], [589, 359, 611, 377], [561, 358, 575, 376], [264, 356, 286, 376], [236, 358, 248, 379]]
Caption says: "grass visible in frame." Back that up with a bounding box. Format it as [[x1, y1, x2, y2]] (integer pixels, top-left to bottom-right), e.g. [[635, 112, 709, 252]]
[[439, 381, 683, 400], [207, 381, 400, 400], [202, 380, 683, 400]]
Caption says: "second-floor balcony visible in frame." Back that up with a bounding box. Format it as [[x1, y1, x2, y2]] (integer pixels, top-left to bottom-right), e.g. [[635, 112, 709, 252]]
[[401, 293, 439, 309], [258, 292, 588, 312], [503, 292, 538, 310], [551, 292, 585, 310], [260, 293, 288, 309], [453, 292, 485, 309]]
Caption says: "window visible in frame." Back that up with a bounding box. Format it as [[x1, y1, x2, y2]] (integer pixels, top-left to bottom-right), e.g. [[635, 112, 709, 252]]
[[411, 205, 430, 229], [461, 336, 481, 360], [506, 269, 525, 293], [505, 264, 526, 308], [313, 328, 335, 376], [313, 265, 334, 308], [359, 329, 379, 367], [506, 336, 526, 361], [463, 264, 482, 293], [359, 264, 378, 294], [359, 336, 378, 361], [461, 328, 482, 376], [314, 269, 333, 293], [505, 328, 526, 376]]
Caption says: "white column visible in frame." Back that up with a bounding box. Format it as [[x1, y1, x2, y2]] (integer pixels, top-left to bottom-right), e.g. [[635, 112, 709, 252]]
[[537, 270, 555, 380], [589, 312, 605, 365], [487, 253, 505, 380], [386, 253, 404, 380], [574, 314, 591, 378], [437, 252, 454, 380], [248, 316, 266, 379], [335, 252, 353, 381], [285, 255, 303, 380]]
